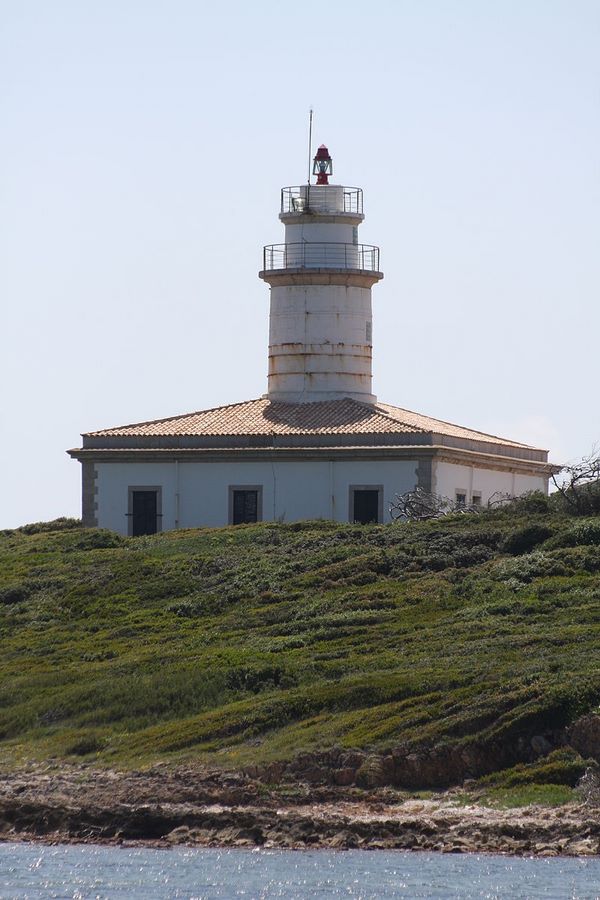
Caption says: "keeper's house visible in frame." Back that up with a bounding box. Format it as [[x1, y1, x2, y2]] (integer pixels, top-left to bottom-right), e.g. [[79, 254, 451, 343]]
[[68, 146, 556, 535]]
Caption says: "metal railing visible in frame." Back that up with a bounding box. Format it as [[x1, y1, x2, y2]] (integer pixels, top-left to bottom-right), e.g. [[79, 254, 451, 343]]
[[280, 186, 363, 216], [263, 242, 380, 272]]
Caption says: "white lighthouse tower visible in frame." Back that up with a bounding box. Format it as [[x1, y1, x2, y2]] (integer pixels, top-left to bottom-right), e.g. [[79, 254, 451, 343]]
[[260, 145, 383, 404]]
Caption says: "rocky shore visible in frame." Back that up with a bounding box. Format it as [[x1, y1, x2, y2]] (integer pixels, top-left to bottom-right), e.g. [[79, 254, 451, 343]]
[[0, 764, 599, 856]]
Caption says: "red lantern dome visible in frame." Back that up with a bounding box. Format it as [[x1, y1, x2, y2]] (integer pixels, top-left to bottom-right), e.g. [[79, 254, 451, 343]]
[[312, 144, 333, 184]]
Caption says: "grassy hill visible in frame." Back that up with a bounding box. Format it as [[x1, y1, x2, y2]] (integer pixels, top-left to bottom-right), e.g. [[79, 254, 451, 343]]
[[1, 500, 599, 795]]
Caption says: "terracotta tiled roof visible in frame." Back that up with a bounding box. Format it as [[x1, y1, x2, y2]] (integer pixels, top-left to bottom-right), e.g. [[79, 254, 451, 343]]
[[85, 397, 538, 450], [377, 402, 535, 449]]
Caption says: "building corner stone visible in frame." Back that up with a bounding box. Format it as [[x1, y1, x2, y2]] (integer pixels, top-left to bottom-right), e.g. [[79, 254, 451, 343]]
[[81, 461, 98, 527], [416, 457, 433, 493]]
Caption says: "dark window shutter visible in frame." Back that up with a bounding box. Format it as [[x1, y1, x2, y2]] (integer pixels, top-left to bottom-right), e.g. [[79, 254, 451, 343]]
[[233, 490, 258, 525], [132, 491, 158, 535], [353, 489, 379, 524]]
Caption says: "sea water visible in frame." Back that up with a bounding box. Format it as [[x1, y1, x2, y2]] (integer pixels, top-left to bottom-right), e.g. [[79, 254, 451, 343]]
[[0, 843, 599, 899]]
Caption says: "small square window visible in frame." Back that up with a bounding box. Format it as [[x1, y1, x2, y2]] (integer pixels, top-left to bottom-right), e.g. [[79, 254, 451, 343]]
[[472, 493, 482, 507], [455, 492, 467, 508], [229, 486, 263, 525]]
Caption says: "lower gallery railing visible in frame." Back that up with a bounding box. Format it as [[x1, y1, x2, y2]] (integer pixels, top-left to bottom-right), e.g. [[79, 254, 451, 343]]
[[263, 242, 380, 272]]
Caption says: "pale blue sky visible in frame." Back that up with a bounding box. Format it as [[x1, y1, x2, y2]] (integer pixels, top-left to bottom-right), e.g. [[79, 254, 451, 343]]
[[1, 1, 599, 528]]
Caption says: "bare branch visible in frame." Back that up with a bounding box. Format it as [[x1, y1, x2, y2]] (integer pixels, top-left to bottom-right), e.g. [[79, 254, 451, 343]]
[[389, 488, 486, 522], [551, 447, 600, 515]]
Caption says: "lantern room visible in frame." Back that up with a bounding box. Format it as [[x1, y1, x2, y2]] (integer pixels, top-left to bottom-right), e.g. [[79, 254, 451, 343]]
[[312, 144, 333, 184]]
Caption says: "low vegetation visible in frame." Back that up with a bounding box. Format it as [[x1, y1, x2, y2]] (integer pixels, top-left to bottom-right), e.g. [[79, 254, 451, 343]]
[[1, 496, 599, 797]]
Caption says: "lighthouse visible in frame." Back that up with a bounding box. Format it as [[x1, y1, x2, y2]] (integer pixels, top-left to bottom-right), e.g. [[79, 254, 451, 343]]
[[260, 145, 383, 404], [69, 145, 555, 533]]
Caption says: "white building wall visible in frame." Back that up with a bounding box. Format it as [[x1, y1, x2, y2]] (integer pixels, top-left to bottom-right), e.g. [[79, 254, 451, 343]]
[[330, 460, 416, 522], [94, 462, 178, 535], [434, 461, 547, 505], [95, 458, 419, 534]]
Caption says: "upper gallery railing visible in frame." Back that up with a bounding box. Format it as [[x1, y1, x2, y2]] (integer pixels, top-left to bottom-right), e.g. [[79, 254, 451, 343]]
[[280, 186, 363, 216], [263, 242, 380, 272]]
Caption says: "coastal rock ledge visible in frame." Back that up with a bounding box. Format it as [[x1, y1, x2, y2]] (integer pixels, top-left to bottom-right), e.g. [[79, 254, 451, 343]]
[[0, 765, 599, 856]]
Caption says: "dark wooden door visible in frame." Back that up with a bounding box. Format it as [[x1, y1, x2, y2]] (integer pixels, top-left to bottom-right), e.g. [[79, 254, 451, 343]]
[[132, 490, 158, 536], [232, 490, 258, 525], [353, 489, 379, 524]]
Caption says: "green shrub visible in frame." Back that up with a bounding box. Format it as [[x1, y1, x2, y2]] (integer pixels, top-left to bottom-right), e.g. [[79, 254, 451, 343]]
[[481, 784, 575, 807], [501, 524, 554, 555], [546, 521, 600, 549], [0, 584, 29, 605], [67, 530, 124, 550], [168, 593, 231, 617], [480, 749, 590, 788], [66, 732, 107, 756], [510, 492, 552, 515], [496, 552, 568, 584], [225, 665, 295, 693], [18, 518, 82, 535], [551, 483, 600, 517]]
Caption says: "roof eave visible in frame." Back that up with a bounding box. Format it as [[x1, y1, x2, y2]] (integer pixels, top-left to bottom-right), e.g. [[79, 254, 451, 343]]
[[66, 443, 559, 476]]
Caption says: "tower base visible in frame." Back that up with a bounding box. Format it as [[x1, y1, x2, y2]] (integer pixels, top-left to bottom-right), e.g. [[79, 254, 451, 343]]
[[265, 390, 377, 406]]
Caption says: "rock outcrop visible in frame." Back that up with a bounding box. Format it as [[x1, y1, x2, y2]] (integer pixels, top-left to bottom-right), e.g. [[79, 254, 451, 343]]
[[242, 715, 599, 790], [568, 715, 600, 762]]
